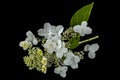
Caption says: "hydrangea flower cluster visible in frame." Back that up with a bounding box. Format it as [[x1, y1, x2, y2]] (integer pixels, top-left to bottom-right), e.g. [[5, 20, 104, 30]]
[[19, 21, 99, 78], [19, 2, 99, 78]]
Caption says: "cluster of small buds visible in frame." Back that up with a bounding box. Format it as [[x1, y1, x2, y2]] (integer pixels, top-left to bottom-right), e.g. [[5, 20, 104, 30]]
[[62, 27, 78, 41]]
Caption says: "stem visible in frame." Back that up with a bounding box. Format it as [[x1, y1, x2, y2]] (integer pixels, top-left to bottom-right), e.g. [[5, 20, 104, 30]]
[[79, 35, 99, 44]]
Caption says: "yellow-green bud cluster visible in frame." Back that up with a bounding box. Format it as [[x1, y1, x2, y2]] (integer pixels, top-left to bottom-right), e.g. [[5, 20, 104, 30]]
[[23, 47, 47, 73]]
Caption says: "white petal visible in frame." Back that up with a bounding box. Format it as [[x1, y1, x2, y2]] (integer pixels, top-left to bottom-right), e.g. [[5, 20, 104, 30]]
[[71, 63, 78, 69], [64, 58, 70, 65], [80, 32, 85, 36], [26, 31, 33, 40], [26, 31, 32, 37], [25, 37, 30, 42], [47, 48, 54, 53], [51, 25, 56, 33], [44, 23, 51, 30], [48, 47, 55, 53], [60, 66, 68, 77], [73, 25, 81, 33], [62, 66, 68, 72], [90, 43, 99, 52], [56, 25, 64, 35], [69, 52, 74, 56], [33, 38, 38, 45], [84, 44, 90, 51], [88, 51, 96, 59], [62, 48, 68, 54], [37, 29, 47, 36], [54, 67, 60, 74], [64, 56, 71, 65], [56, 52, 63, 58], [60, 72, 66, 78], [79, 27, 86, 36], [74, 56, 80, 63], [81, 21, 87, 27], [84, 27, 92, 35]]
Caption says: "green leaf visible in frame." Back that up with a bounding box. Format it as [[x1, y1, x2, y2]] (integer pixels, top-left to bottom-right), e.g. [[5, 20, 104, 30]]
[[70, 2, 94, 27], [69, 37, 80, 49]]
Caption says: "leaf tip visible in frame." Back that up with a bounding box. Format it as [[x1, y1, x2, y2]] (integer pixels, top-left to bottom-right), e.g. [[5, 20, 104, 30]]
[[91, 2, 94, 5]]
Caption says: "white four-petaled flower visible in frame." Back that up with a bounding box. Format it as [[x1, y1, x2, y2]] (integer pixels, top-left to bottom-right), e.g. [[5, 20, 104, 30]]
[[84, 43, 99, 59], [44, 38, 68, 58], [54, 66, 68, 78], [25, 31, 38, 45], [43, 39, 59, 53], [73, 21, 92, 36], [38, 23, 64, 39], [64, 51, 80, 69], [55, 41, 68, 58], [19, 41, 32, 50]]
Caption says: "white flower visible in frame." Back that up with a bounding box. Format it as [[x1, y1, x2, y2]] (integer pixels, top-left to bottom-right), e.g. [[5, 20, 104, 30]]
[[54, 66, 68, 78], [37, 23, 64, 39], [55, 42, 68, 58], [64, 51, 80, 69], [25, 31, 38, 45], [43, 34, 67, 55], [49, 35, 62, 49], [84, 43, 99, 59], [19, 41, 32, 50], [43, 39, 57, 53], [73, 21, 92, 36]]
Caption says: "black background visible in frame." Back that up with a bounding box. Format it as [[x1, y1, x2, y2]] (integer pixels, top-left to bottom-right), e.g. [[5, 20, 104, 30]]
[[4, 0, 118, 80]]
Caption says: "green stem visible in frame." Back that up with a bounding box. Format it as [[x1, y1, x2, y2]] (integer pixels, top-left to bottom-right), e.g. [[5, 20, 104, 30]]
[[79, 35, 99, 44]]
